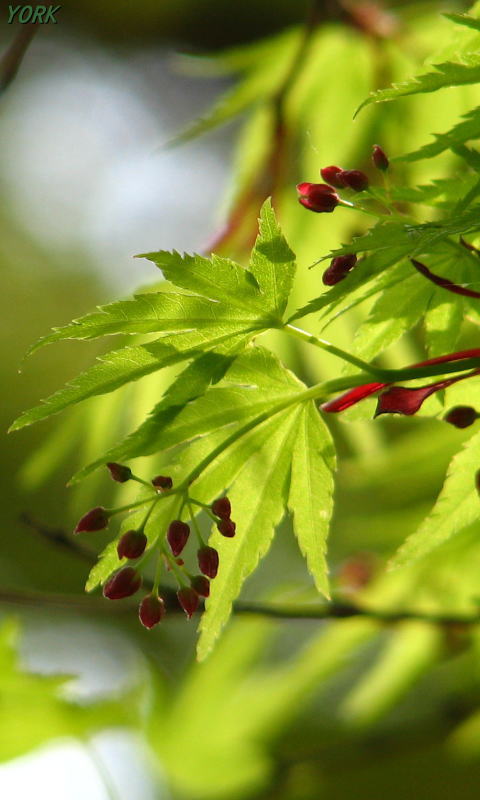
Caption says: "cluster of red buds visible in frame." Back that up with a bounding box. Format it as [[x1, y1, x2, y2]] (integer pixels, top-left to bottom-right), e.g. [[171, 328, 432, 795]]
[[321, 349, 480, 424], [74, 462, 236, 629], [297, 145, 390, 284]]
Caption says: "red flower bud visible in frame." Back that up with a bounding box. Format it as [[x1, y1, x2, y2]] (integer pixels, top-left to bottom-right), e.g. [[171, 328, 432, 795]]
[[167, 520, 190, 556], [177, 586, 199, 618], [320, 165, 345, 188], [197, 546, 219, 578], [340, 169, 369, 192], [211, 497, 231, 519], [444, 406, 478, 429], [103, 566, 142, 600], [372, 144, 389, 171], [139, 594, 165, 629], [375, 376, 464, 418], [117, 529, 147, 560], [152, 475, 173, 490], [191, 574, 210, 597], [74, 506, 110, 534], [297, 182, 340, 213], [322, 254, 358, 286], [217, 519, 236, 538], [106, 462, 132, 483]]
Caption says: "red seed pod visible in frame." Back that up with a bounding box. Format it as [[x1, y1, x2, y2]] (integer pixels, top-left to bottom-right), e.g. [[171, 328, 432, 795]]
[[177, 586, 199, 619], [322, 254, 358, 286], [197, 546, 219, 578], [217, 519, 236, 538], [211, 497, 231, 519], [191, 575, 210, 598], [444, 406, 478, 429], [139, 594, 165, 629], [372, 144, 389, 171], [167, 520, 190, 556], [117, 529, 147, 560], [106, 462, 132, 483], [103, 566, 142, 600], [320, 165, 345, 188], [340, 170, 369, 192], [152, 475, 173, 490], [74, 506, 109, 534], [296, 182, 340, 213]]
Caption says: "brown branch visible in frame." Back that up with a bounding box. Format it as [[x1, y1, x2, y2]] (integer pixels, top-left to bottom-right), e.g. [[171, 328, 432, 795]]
[[1, 586, 479, 628]]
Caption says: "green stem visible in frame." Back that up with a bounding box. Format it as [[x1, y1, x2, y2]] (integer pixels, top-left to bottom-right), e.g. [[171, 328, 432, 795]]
[[181, 355, 480, 490], [162, 546, 187, 587], [131, 474, 156, 492], [187, 501, 205, 546], [284, 324, 391, 378]]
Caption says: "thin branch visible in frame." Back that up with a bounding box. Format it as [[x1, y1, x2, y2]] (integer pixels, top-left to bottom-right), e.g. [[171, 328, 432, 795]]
[[1, 587, 479, 628], [21, 513, 98, 564]]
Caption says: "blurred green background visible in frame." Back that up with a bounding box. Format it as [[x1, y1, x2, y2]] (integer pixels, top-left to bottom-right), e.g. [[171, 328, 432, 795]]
[[3, 1, 480, 799]]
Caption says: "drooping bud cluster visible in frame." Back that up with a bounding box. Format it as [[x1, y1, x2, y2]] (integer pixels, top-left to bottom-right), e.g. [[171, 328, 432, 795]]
[[296, 182, 339, 213], [444, 406, 479, 429], [152, 475, 173, 490], [372, 144, 389, 171], [212, 495, 237, 537], [74, 463, 236, 629], [117, 529, 147, 559], [322, 254, 358, 286], [107, 462, 132, 483], [297, 147, 394, 218], [74, 506, 110, 533]]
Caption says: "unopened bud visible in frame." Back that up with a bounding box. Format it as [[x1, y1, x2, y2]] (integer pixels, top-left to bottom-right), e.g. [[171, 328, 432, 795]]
[[177, 586, 199, 618], [297, 182, 340, 213], [139, 594, 165, 629], [191, 575, 210, 597], [103, 566, 142, 600], [217, 519, 236, 538], [444, 406, 478, 429], [167, 520, 190, 556], [106, 462, 132, 483], [74, 506, 109, 534], [197, 546, 219, 578], [152, 475, 173, 490], [372, 144, 389, 171], [340, 169, 369, 192], [117, 529, 147, 560], [320, 165, 345, 188], [322, 254, 358, 286], [211, 497, 231, 519]]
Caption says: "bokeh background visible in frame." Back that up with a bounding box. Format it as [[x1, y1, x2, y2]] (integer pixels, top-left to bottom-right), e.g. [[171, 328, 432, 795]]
[[3, 1, 480, 799]]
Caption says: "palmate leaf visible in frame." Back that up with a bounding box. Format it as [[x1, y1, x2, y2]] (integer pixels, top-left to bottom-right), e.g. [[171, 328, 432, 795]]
[[356, 56, 480, 116], [390, 430, 480, 569], [167, 30, 298, 147], [288, 403, 335, 597], [10, 201, 294, 434], [398, 106, 480, 163], [197, 406, 303, 660], [10, 332, 250, 432], [72, 343, 301, 481], [26, 292, 266, 355]]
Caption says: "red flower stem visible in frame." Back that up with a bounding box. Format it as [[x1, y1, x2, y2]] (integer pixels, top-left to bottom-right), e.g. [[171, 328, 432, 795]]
[[411, 258, 480, 298]]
